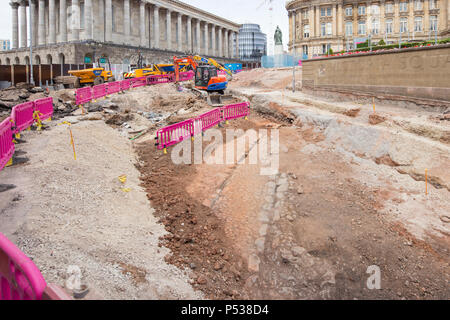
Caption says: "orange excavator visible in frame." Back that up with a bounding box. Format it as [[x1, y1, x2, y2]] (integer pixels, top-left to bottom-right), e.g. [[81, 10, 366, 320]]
[[173, 56, 228, 93], [173, 56, 232, 106]]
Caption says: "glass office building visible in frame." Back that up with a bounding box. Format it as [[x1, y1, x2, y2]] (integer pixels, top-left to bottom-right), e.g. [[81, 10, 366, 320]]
[[238, 24, 267, 62]]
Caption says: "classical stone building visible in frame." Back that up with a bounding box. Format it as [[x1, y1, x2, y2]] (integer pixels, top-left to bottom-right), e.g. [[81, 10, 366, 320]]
[[0, 0, 240, 65], [286, 0, 450, 58]]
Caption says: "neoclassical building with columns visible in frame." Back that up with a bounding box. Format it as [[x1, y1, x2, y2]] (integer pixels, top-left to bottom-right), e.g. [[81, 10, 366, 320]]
[[1, 0, 241, 65], [286, 0, 450, 58]]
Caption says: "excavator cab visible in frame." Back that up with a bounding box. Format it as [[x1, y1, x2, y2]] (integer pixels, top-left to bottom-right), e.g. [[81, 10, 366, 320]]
[[195, 65, 227, 92]]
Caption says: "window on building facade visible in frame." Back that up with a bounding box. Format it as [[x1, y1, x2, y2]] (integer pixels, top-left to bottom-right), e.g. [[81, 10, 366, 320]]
[[302, 10, 308, 19], [371, 18, 380, 34], [304, 25, 310, 38], [399, 2, 408, 12], [385, 19, 393, 33], [400, 17, 408, 32], [430, 15, 438, 31], [429, 0, 437, 9], [321, 7, 326, 16], [358, 5, 366, 15], [303, 45, 308, 56], [327, 7, 332, 16], [345, 22, 353, 36], [345, 6, 352, 16], [358, 21, 366, 34], [414, 0, 423, 10], [371, 4, 380, 15], [321, 23, 326, 36], [414, 17, 423, 31], [385, 2, 394, 13], [326, 22, 332, 35]]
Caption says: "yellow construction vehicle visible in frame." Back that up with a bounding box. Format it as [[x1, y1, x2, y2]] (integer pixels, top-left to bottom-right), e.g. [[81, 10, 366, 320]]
[[192, 55, 233, 78], [67, 58, 115, 86]]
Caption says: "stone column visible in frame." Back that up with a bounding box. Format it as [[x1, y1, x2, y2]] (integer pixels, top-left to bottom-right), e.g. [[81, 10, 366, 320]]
[[224, 29, 229, 57], [408, 0, 414, 37], [380, 1, 385, 36], [218, 27, 223, 57], [315, 5, 320, 37], [177, 13, 182, 51], [105, 0, 112, 42], [423, 0, 429, 33], [48, 0, 56, 43], [332, 5, 337, 36], [84, 0, 92, 40], [292, 10, 297, 43], [187, 16, 192, 52], [204, 23, 209, 55], [211, 25, 216, 56], [140, 1, 146, 47], [124, 0, 130, 43], [309, 6, 315, 37], [11, 2, 19, 49], [338, 3, 343, 36], [71, 0, 80, 41], [60, 0, 67, 42], [394, 0, 399, 35], [30, 0, 37, 45], [196, 19, 201, 54], [153, 5, 160, 48], [19, 0, 27, 48], [235, 31, 239, 59], [166, 10, 172, 50]]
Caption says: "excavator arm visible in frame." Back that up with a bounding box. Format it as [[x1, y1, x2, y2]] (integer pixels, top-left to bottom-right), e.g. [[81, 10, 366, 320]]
[[192, 55, 233, 78], [173, 56, 198, 82]]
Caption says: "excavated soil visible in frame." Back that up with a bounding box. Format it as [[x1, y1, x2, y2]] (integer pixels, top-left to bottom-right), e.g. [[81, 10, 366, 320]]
[[135, 108, 450, 300]]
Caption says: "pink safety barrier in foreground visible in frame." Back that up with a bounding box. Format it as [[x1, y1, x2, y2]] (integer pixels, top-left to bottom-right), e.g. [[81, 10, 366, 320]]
[[196, 108, 222, 132], [11, 101, 35, 133], [106, 81, 121, 95], [156, 119, 193, 151], [0, 232, 72, 300], [222, 102, 250, 121], [75, 87, 93, 106], [179, 71, 194, 82], [33, 97, 53, 121], [0, 232, 47, 300], [92, 84, 107, 100], [131, 77, 147, 88], [0, 117, 15, 172], [120, 79, 131, 91]]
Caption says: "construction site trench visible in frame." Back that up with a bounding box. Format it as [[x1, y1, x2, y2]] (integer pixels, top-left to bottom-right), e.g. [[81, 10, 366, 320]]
[[0, 68, 449, 300]]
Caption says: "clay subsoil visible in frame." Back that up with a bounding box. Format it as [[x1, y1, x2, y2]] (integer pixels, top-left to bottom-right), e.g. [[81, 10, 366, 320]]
[[136, 108, 449, 299]]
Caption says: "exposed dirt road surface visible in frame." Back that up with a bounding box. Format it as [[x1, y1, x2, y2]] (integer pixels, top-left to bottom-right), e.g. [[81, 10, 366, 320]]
[[1, 69, 449, 299]]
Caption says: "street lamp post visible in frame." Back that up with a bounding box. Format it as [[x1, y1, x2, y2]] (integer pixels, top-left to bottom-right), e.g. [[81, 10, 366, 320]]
[[29, 0, 34, 86]]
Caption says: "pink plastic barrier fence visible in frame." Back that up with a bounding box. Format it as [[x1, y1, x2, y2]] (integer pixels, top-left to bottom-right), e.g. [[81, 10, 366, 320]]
[[33, 97, 53, 121], [179, 71, 194, 82], [147, 74, 175, 85], [11, 101, 35, 133], [222, 102, 250, 121], [131, 77, 147, 88], [106, 81, 121, 95], [75, 87, 93, 106], [196, 108, 222, 132], [121, 79, 131, 91], [156, 119, 193, 150], [0, 117, 15, 172], [92, 84, 107, 100], [0, 232, 47, 300]]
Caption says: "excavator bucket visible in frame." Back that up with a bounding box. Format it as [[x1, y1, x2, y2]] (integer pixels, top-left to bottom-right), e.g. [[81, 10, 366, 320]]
[[207, 93, 234, 107]]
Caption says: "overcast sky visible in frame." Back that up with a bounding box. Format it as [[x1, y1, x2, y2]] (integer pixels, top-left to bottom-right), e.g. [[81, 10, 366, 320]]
[[0, 0, 289, 55]]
